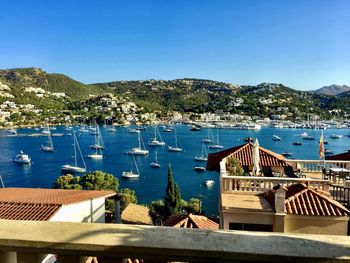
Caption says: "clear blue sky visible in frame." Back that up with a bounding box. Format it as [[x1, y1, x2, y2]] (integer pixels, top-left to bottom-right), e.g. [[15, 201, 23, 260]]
[[0, 0, 349, 90]]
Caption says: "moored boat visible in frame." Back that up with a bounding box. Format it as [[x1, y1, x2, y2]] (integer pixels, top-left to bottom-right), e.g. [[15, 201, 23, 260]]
[[194, 166, 206, 172], [13, 151, 31, 164], [293, 141, 302, 146], [272, 135, 281, 141]]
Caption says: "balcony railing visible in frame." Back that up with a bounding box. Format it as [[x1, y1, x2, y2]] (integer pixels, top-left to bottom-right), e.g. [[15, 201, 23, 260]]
[[221, 175, 329, 193], [286, 160, 350, 173], [219, 158, 329, 193], [0, 219, 349, 263]]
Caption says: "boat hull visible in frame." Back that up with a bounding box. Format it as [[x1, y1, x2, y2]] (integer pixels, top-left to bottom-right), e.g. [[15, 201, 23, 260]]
[[61, 165, 86, 173], [122, 171, 139, 178], [87, 154, 103, 159]]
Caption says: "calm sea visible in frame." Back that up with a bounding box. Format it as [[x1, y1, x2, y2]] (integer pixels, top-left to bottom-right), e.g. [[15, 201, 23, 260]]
[[0, 125, 349, 216]]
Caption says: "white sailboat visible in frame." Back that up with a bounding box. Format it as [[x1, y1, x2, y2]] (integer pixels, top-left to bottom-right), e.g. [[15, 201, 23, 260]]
[[89, 124, 104, 150], [61, 132, 87, 173], [128, 132, 149, 155], [208, 129, 223, 149], [122, 154, 140, 178], [148, 126, 166, 146], [150, 151, 161, 168], [41, 125, 54, 152], [168, 128, 183, 152], [194, 143, 208, 162], [202, 127, 214, 144], [88, 128, 103, 159]]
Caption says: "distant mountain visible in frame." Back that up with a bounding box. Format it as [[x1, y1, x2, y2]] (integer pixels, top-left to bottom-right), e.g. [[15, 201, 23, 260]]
[[314, 84, 350, 96]]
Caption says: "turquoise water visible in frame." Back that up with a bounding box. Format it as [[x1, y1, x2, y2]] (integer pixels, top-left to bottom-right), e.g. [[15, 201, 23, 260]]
[[0, 125, 349, 216]]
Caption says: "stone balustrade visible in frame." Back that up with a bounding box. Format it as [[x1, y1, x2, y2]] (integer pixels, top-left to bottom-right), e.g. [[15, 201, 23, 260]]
[[0, 219, 349, 263], [221, 175, 329, 193], [286, 159, 350, 173]]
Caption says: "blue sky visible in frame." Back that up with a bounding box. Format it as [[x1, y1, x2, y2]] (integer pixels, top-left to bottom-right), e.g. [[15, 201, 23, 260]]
[[0, 0, 349, 90]]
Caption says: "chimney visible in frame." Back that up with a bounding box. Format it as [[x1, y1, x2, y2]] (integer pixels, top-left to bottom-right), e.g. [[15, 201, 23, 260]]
[[114, 193, 122, 224], [275, 187, 286, 214]]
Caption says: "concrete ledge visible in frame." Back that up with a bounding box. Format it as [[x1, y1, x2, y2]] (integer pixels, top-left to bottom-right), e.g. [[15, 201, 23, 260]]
[[0, 219, 349, 262]]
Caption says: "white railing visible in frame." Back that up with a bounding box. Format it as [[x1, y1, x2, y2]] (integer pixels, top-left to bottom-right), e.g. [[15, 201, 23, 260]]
[[221, 175, 329, 193], [0, 219, 349, 263], [286, 159, 350, 173]]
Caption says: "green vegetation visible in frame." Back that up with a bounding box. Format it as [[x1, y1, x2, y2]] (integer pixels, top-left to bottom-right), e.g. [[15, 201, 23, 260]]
[[120, 188, 138, 211], [1, 67, 350, 126], [164, 163, 182, 218], [226, 157, 244, 176]]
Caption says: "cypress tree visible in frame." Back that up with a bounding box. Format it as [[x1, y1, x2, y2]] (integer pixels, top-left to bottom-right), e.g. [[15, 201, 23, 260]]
[[164, 163, 181, 218]]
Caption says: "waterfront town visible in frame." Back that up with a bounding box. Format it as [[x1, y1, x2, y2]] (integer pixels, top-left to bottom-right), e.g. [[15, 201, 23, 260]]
[[1, 0, 350, 262]]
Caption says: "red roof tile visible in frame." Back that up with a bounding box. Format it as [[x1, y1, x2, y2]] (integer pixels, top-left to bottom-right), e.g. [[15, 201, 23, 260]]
[[207, 142, 287, 171], [165, 214, 219, 229], [0, 188, 116, 205], [265, 184, 350, 216], [0, 188, 116, 221]]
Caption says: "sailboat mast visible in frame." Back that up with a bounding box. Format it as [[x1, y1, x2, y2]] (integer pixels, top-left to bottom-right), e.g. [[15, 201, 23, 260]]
[[133, 155, 140, 175], [175, 129, 178, 147], [73, 133, 77, 167]]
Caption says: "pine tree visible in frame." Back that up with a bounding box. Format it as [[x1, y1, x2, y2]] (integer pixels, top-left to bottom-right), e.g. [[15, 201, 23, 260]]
[[164, 163, 181, 218]]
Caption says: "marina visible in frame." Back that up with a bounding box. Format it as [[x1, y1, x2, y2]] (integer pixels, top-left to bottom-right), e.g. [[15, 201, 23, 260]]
[[0, 124, 350, 216]]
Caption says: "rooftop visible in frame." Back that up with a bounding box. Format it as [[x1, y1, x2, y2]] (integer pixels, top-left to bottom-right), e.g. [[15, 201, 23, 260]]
[[121, 203, 153, 225], [165, 213, 219, 229], [0, 188, 116, 221], [207, 142, 287, 172]]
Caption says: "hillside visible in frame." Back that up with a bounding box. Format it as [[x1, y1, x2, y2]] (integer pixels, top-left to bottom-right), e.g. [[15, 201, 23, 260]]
[[1, 67, 350, 127], [314, 84, 350, 96]]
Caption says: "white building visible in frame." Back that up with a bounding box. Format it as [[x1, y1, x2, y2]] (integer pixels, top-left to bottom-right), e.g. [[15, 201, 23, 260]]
[[0, 188, 116, 263]]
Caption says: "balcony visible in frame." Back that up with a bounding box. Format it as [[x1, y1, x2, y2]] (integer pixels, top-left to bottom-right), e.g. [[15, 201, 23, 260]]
[[0, 219, 349, 263]]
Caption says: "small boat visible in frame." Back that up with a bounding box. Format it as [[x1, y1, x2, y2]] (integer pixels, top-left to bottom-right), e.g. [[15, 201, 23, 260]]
[[209, 129, 223, 149], [202, 128, 214, 144], [204, 180, 215, 186], [194, 166, 206, 172], [148, 126, 166, 146], [293, 141, 302, 146], [168, 128, 183, 152], [88, 126, 103, 159], [195, 143, 208, 162], [128, 132, 149, 155], [107, 126, 117, 132], [163, 125, 174, 132], [41, 127, 50, 134], [135, 126, 146, 131], [281, 152, 293, 157], [41, 125, 54, 152], [13, 151, 31, 164], [190, 125, 201, 132], [122, 154, 140, 178], [150, 152, 161, 168], [78, 127, 89, 133], [128, 128, 140, 133], [324, 141, 329, 145], [300, 132, 308, 137], [303, 136, 315, 140], [7, 129, 17, 135], [324, 149, 334, 155], [330, 134, 342, 139], [61, 132, 87, 173], [272, 135, 281, 141], [89, 124, 104, 149]]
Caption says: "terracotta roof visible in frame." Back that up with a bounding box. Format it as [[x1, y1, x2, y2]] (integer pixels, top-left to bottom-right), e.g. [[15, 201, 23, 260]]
[[0, 202, 61, 221], [0, 188, 116, 221], [325, 151, 350, 161], [207, 142, 287, 171], [165, 214, 219, 229], [0, 188, 116, 205], [121, 203, 152, 225], [265, 184, 350, 216]]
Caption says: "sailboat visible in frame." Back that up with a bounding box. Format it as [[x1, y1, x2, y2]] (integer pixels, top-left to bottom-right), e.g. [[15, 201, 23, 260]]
[[194, 143, 208, 162], [148, 126, 166, 146], [13, 151, 31, 164], [208, 129, 223, 149], [41, 125, 54, 152], [122, 154, 140, 178], [89, 124, 104, 150], [150, 151, 161, 168], [168, 128, 183, 152], [88, 128, 103, 159], [202, 127, 214, 144], [128, 132, 149, 155], [61, 132, 87, 173]]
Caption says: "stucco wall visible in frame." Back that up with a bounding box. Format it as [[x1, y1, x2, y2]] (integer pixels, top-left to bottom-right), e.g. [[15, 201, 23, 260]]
[[284, 215, 349, 236], [50, 197, 106, 223], [222, 211, 274, 230]]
